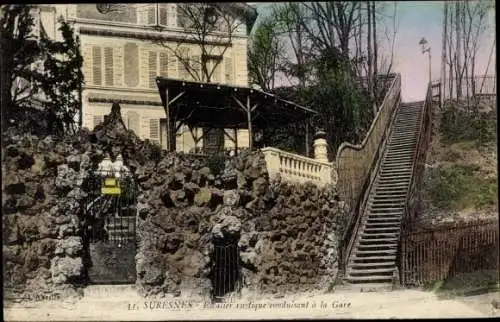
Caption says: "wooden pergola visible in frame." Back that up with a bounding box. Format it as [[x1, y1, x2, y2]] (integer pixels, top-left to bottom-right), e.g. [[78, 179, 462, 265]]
[[155, 77, 318, 154]]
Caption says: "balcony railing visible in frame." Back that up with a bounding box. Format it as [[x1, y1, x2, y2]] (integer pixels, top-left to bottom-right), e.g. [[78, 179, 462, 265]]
[[261, 147, 336, 187]]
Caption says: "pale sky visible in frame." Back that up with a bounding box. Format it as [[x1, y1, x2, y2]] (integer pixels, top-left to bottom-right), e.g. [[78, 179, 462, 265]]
[[252, 1, 496, 102]]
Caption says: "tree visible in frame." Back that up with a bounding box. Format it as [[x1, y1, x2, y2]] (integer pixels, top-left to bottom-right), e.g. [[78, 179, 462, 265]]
[[0, 5, 41, 128], [248, 17, 284, 91], [1, 4, 84, 136], [35, 18, 84, 135]]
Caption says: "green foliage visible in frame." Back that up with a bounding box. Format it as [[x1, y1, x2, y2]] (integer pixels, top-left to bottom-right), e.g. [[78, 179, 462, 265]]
[[206, 154, 226, 176], [1, 5, 84, 136], [36, 17, 84, 136], [248, 17, 282, 91], [427, 164, 497, 210], [440, 107, 496, 146]]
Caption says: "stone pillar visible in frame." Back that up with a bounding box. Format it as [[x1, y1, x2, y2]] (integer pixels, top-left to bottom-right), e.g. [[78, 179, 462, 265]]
[[313, 130, 329, 162]]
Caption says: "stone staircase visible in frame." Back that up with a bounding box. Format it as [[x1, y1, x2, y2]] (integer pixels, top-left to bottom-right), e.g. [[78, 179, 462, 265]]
[[344, 102, 423, 290]]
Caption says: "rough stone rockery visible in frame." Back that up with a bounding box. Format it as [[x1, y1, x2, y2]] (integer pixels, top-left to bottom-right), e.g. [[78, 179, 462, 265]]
[[2, 103, 347, 300]]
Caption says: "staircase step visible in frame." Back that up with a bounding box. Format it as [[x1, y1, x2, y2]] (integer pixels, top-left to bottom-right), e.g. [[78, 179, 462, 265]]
[[360, 232, 399, 239], [358, 238, 399, 245], [363, 226, 400, 232], [349, 262, 396, 269], [351, 255, 397, 262], [366, 217, 401, 223], [355, 243, 399, 251], [348, 268, 395, 276], [363, 221, 400, 227], [372, 194, 407, 200]]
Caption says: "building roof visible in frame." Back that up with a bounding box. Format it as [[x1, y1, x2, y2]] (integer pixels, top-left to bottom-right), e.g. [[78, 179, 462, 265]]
[[215, 3, 258, 34], [155, 77, 317, 130]]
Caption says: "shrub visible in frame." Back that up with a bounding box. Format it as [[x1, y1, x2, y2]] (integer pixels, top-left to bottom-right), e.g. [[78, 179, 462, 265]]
[[206, 154, 226, 176], [440, 108, 496, 145], [427, 164, 496, 210]]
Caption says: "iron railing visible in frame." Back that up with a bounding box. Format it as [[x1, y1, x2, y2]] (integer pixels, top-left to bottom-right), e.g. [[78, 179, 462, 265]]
[[336, 73, 401, 276]]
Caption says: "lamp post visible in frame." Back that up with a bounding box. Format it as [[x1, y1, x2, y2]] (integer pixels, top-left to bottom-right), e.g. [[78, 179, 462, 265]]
[[419, 37, 432, 84]]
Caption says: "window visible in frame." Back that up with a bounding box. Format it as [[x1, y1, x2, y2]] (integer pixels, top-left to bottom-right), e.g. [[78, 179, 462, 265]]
[[127, 111, 140, 134], [124, 43, 139, 87], [93, 46, 114, 86], [148, 51, 169, 88]]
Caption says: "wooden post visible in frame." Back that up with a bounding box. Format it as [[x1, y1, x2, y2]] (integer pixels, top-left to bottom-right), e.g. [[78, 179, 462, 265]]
[[305, 121, 310, 157], [246, 94, 253, 150], [234, 128, 238, 156]]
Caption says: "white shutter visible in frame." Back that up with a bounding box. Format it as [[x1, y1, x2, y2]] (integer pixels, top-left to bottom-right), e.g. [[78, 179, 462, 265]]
[[159, 52, 168, 78], [127, 111, 140, 135], [159, 4, 168, 26], [224, 56, 233, 84], [177, 47, 190, 80], [149, 118, 160, 145], [148, 51, 158, 88], [92, 46, 102, 85], [147, 5, 156, 25], [104, 47, 114, 86], [168, 55, 178, 79], [167, 4, 177, 27]]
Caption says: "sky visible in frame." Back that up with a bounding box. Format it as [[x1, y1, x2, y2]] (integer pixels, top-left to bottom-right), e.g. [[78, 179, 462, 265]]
[[252, 1, 496, 102]]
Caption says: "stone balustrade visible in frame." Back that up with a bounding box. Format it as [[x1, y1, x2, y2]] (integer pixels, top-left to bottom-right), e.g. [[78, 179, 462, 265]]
[[261, 147, 336, 187]]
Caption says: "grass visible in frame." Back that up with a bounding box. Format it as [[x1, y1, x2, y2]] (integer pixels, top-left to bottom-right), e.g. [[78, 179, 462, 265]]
[[426, 163, 497, 211], [424, 104, 498, 212], [424, 270, 499, 299]]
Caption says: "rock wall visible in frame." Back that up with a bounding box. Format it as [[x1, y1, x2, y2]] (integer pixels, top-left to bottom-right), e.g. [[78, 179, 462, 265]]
[[3, 103, 348, 300], [135, 149, 347, 298]]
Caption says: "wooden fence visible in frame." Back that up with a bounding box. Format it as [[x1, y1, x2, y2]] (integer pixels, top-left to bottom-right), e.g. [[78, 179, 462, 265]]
[[400, 219, 499, 286]]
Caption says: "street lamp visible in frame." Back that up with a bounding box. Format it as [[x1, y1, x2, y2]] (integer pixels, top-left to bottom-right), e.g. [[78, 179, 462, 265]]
[[419, 37, 432, 84]]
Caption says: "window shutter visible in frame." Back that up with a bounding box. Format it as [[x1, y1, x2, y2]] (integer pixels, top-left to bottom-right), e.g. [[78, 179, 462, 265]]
[[168, 55, 178, 79], [147, 5, 156, 25], [104, 47, 114, 86], [159, 52, 168, 78], [167, 4, 177, 27], [93, 115, 104, 129], [149, 118, 160, 145], [92, 46, 102, 85], [224, 57, 233, 84], [159, 4, 168, 26], [148, 51, 158, 88]]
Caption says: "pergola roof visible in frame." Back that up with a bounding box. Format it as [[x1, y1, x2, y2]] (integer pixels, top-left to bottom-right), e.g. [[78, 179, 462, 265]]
[[155, 77, 318, 130]]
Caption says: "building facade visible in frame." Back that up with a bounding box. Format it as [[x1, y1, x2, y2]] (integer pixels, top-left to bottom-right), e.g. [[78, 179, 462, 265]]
[[35, 3, 256, 152]]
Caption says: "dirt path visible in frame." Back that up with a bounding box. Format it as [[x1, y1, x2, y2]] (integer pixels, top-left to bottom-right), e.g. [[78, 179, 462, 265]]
[[4, 286, 499, 320]]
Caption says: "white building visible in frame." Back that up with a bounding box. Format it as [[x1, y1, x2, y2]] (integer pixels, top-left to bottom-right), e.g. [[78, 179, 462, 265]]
[[34, 3, 257, 152]]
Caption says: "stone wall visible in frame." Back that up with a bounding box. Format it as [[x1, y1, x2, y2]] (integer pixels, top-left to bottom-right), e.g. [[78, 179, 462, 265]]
[[3, 104, 348, 300], [135, 147, 347, 298]]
